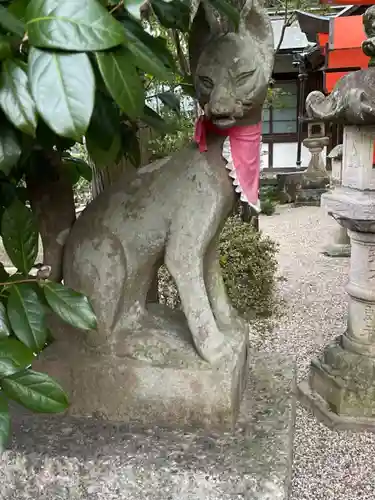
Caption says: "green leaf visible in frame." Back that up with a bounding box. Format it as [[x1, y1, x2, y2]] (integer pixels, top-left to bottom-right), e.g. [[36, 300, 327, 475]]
[[151, 0, 190, 31], [157, 91, 180, 114], [86, 127, 121, 169], [0, 59, 38, 136], [7, 284, 48, 352], [2, 369, 69, 413], [0, 302, 11, 338], [142, 105, 175, 132], [26, 0, 126, 51], [42, 281, 97, 331], [122, 23, 173, 81], [208, 0, 239, 30], [95, 48, 144, 119], [0, 357, 20, 377], [0, 338, 34, 368], [122, 16, 176, 73], [0, 122, 21, 175], [0, 392, 10, 451], [63, 160, 80, 185], [28, 48, 95, 142], [1, 199, 38, 274], [0, 4, 25, 36], [62, 155, 92, 182], [0, 37, 12, 61], [8, 0, 30, 22], [87, 90, 121, 151], [121, 125, 140, 167]]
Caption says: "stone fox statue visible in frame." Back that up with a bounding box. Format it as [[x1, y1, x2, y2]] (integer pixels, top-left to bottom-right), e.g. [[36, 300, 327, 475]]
[[63, 0, 274, 364]]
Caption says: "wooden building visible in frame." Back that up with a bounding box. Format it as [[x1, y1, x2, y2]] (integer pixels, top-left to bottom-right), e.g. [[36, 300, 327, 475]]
[[263, 5, 369, 171]]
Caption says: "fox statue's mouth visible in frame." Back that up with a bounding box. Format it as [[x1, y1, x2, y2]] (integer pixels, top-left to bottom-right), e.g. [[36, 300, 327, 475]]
[[212, 116, 237, 128]]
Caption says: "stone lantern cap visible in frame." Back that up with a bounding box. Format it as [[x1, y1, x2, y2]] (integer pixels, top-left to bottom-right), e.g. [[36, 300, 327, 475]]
[[327, 144, 343, 160]]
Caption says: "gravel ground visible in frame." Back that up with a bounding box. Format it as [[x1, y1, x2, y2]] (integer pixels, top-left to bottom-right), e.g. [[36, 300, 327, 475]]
[[258, 205, 375, 500]]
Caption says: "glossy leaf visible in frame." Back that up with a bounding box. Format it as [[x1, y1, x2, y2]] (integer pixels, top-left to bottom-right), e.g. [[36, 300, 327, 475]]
[[7, 284, 48, 352], [87, 91, 121, 151], [142, 105, 175, 132], [0, 303, 11, 339], [1, 199, 38, 274], [42, 281, 97, 331], [86, 127, 121, 169], [8, 0, 30, 22], [157, 91, 180, 114], [122, 17, 176, 73], [0, 4, 25, 36], [0, 37, 12, 61], [121, 125, 140, 168], [122, 22, 173, 81], [0, 59, 38, 136], [0, 123, 21, 175], [62, 155, 92, 182], [26, 0, 125, 51], [151, 0, 190, 31], [63, 160, 80, 185], [0, 357, 20, 378], [29, 47, 95, 141], [2, 369, 69, 413], [0, 393, 10, 451], [0, 338, 34, 368], [95, 48, 144, 119]]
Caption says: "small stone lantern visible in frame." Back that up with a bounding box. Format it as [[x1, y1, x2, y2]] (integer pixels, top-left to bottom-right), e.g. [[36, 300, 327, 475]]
[[295, 121, 330, 206]]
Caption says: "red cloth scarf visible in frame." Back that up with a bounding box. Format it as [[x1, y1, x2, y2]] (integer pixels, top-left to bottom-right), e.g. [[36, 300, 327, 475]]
[[194, 116, 261, 211]]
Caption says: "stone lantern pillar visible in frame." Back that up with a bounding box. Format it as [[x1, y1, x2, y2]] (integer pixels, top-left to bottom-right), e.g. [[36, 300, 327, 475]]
[[295, 121, 330, 206], [323, 144, 351, 258], [299, 5, 375, 430]]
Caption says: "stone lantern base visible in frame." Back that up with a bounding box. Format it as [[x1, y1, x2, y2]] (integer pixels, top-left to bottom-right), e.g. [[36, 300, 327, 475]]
[[299, 337, 375, 431]]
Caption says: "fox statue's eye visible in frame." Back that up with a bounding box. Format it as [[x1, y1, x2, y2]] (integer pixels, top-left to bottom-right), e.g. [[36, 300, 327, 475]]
[[198, 76, 214, 90], [236, 70, 256, 85]]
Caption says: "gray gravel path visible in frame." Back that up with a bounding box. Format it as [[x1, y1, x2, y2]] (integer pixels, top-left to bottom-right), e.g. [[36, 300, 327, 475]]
[[259, 205, 375, 500]]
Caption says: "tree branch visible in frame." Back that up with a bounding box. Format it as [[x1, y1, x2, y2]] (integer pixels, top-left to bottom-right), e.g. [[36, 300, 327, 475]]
[[274, 0, 296, 54]]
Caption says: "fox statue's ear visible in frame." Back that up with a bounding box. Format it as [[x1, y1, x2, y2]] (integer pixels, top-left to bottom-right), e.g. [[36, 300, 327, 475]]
[[188, 2, 221, 77], [238, 0, 274, 73]]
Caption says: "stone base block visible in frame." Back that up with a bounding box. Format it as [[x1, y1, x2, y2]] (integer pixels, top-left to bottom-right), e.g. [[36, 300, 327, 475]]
[[322, 242, 351, 257], [294, 188, 328, 207], [33, 307, 248, 430], [298, 337, 375, 431], [3, 353, 296, 500]]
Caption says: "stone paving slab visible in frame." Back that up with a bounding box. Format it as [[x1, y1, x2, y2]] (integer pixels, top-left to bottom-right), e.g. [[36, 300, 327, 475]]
[[0, 352, 295, 500]]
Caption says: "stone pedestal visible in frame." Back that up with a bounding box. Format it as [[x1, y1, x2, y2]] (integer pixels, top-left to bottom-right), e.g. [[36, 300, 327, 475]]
[[34, 305, 248, 431], [4, 353, 296, 500], [299, 125, 375, 430], [295, 122, 330, 206], [323, 224, 351, 257], [323, 144, 351, 257]]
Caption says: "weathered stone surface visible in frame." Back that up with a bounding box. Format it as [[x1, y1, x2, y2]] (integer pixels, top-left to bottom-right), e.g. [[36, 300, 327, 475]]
[[36, 0, 275, 425], [299, 338, 375, 431], [2, 353, 295, 500], [33, 307, 248, 429], [322, 224, 351, 257]]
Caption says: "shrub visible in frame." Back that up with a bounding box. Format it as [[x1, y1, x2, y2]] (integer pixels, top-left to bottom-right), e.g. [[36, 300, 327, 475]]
[[158, 216, 279, 319]]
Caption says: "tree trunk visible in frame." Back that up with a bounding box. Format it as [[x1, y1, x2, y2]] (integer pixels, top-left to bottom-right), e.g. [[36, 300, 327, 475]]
[[27, 151, 76, 282]]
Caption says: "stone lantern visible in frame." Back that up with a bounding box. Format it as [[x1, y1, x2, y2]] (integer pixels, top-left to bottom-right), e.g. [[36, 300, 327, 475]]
[[299, 5, 375, 430], [295, 120, 330, 206]]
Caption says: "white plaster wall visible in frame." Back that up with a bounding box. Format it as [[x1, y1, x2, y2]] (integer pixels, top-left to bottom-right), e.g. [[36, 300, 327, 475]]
[[272, 142, 327, 169]]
